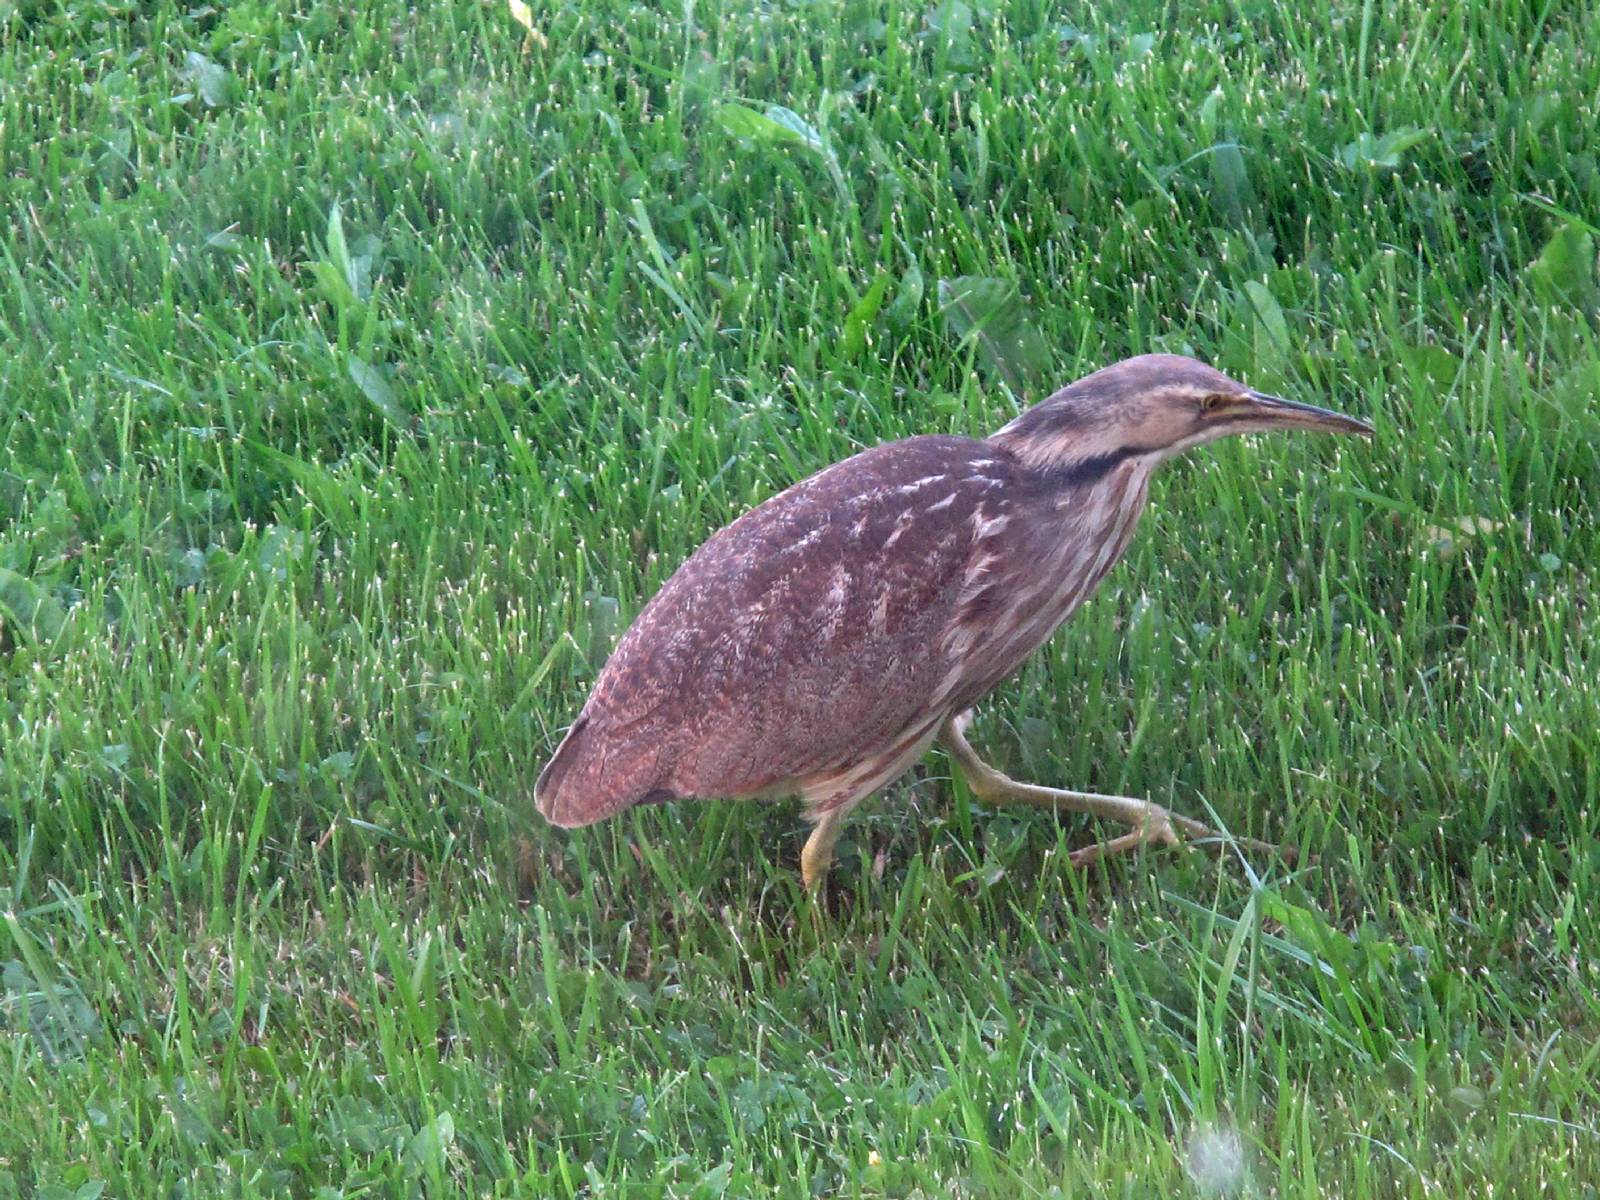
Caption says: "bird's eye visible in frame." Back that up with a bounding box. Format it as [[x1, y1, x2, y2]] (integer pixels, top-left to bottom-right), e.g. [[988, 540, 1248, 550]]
[[1199, 394, 1227, 415]]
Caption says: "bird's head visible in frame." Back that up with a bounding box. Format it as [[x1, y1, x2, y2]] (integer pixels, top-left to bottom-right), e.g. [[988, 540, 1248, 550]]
[[990, 354, 1373, 475]]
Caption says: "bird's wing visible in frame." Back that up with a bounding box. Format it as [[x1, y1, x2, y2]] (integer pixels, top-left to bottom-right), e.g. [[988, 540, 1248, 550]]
[[575, 436, 1019, 803]]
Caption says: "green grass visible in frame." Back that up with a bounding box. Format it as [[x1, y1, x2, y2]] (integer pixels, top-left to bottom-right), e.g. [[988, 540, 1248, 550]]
[[2, 0, 1598, 1194]]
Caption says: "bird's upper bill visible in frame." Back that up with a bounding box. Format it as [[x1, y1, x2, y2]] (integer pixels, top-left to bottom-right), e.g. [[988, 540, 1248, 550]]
[[1214, 389, 1375, 438], [990, 354, 1373, 472]]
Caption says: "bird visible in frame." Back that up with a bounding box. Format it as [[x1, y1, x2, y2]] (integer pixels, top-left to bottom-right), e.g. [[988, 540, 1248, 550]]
[[536, 354, 1372, 890]]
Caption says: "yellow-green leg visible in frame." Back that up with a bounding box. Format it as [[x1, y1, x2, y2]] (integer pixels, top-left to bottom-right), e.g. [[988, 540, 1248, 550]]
[[937, 710, 1280, 865], [800, 806, 848, 891]]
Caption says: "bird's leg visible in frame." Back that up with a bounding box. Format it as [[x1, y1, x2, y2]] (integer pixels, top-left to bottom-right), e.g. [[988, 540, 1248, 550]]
[[937, 711, 1278, 866], [800, 806, 847, 892]]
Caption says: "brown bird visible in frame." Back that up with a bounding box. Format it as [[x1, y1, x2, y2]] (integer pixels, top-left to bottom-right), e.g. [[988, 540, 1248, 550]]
[[536, 354, 1372, 889]]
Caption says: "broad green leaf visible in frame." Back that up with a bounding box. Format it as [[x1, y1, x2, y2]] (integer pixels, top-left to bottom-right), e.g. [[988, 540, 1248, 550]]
[[717, 104, 847, 202], [1208, 142, 1253, 230], [308, 259, 355, 310], [581, 592, 621, 668], [404, 1111, 455, 1176], [886, 263, 924, 328], [325, 201, 349, 271], [255, 524, 311, 581], [937, 275, 1050, 391], [1261, 894, 1356, 974], [717, 104, 810, 146], [312, 203, 366, 309], [0, 567, 66, 643], [763, 105, 825, 152], [183, 51, 230, 108], [841, 272, 890, 359], [1197, 89, 1223, 140], [1526, 222, 1597, 310], [1338, 127, 1428, 171], [347, 356, 405, 428], [1401, 343, 1462, 392], [693, 1161, 733, 1197], [1242, 280, 1290, 375]]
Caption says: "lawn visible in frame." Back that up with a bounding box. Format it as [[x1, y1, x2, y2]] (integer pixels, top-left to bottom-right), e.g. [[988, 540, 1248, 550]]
[[2, 0, 1598, 1194]]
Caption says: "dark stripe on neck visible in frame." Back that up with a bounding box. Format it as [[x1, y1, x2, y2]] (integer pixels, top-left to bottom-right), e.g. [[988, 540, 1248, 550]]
[[1042, 445, 1154, 489]]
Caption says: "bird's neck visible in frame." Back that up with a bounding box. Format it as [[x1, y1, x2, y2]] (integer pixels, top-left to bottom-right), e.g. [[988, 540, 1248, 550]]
[[986, 416, 1164, 496], [1029, 443, 1162, 491], [988, 402, 1165, 482]]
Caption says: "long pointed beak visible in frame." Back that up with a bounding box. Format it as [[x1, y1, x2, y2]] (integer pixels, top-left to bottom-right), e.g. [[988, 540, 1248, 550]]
[[1241, 390, 1374, 437]]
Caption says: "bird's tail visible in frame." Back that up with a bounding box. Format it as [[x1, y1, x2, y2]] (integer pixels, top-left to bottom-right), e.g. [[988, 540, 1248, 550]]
[[534, 716, 602, 827], [535, 714, 677, 828]]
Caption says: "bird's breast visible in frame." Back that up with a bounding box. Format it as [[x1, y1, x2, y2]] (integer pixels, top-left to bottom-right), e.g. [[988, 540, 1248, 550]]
[[936, 458, 1155, 709]]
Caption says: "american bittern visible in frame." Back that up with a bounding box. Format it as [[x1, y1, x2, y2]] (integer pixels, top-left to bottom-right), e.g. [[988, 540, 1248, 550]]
[[536, 355, 1372, 888]]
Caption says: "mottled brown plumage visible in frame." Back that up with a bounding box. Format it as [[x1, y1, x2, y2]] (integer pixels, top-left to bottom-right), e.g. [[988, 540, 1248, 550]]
[[536, 354, 1372, 887]]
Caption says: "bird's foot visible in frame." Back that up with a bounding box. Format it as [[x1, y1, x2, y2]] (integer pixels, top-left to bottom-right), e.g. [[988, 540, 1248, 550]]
[[1066, 808, 1293, 869], [1066, 805, 1180, 868]]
